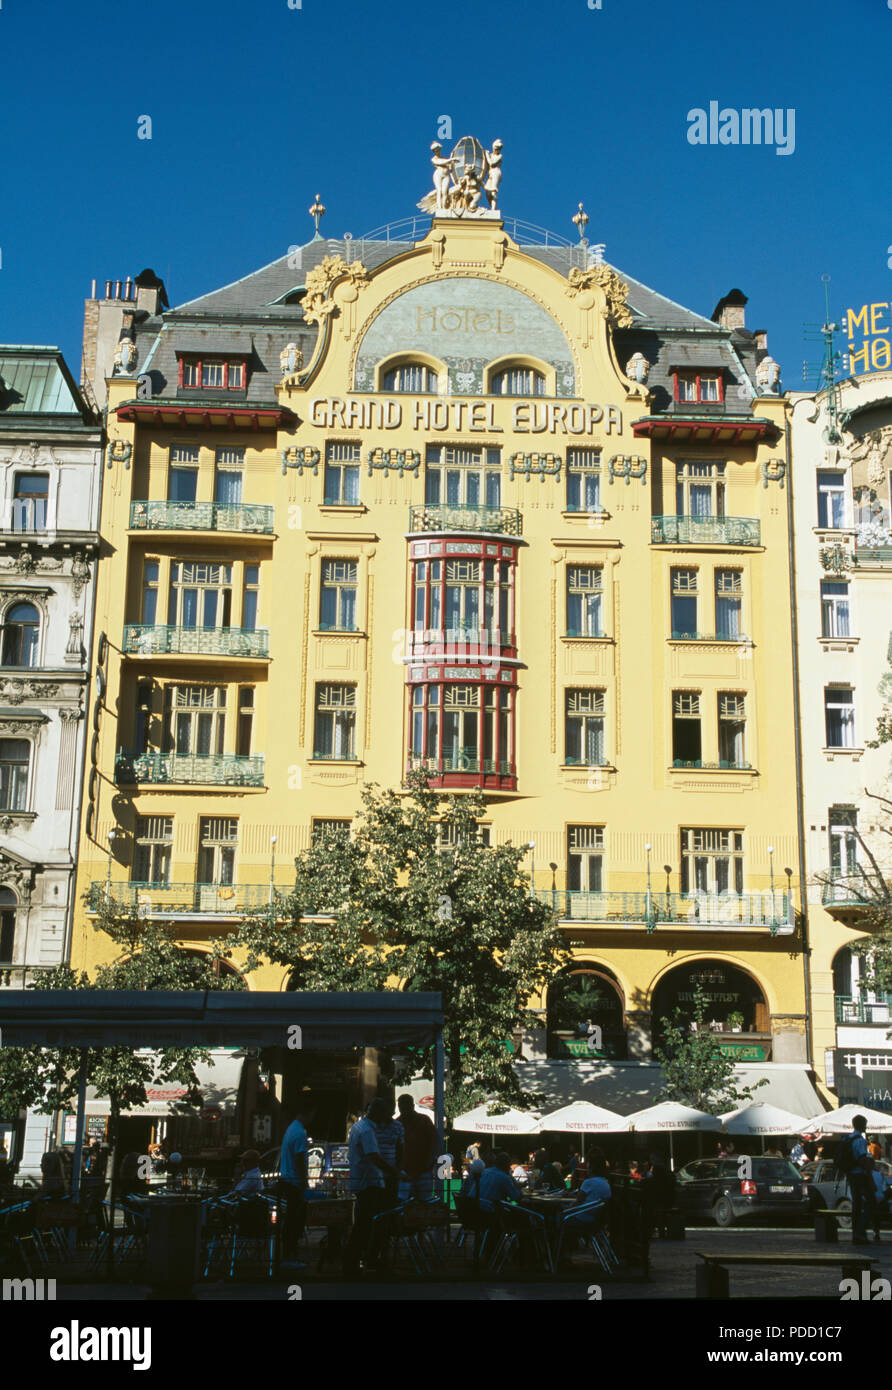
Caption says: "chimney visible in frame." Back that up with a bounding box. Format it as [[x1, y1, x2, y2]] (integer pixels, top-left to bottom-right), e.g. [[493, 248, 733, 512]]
[[134, 267, 169, 315], [711, 288, 748, 332], [753, 329, 768, 353]]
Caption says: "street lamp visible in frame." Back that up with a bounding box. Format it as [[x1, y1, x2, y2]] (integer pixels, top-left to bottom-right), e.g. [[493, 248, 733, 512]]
[[784, 866, 793, 931], [767, 846, 776, 926], [645, 843, 654, 930], [549, 862, 558, 912], [527, 841, 536, 899], [105, 828, 116, 902], [269, 835, 278, 913]]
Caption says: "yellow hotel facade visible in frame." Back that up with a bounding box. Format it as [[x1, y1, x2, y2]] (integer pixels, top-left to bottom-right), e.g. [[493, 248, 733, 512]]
[[72, 167, 825, 1122]]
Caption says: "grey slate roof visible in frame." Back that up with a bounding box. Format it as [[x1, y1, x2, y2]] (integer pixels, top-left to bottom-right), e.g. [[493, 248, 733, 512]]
[[128, 232, 764, 414], [0, 347, 90, 418]]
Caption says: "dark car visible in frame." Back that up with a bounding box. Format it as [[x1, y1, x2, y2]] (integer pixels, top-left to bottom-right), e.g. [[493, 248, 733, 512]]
[[803, 1157, 892, 1230], [674, 1156, 811, 1227]]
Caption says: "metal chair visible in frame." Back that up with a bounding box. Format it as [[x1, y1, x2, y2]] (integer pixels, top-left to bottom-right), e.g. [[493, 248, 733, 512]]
[[554, 1199, 618, 1273], [489, 1201, 554, 1275]]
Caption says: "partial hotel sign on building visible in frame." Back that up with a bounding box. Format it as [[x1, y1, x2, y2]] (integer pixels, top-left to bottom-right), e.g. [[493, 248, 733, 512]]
[[845, 300, 892, 374]]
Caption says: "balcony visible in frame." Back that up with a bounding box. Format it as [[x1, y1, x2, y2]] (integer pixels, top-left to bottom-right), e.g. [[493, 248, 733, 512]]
[[669, 632, 752, 644], [821, 873, 887, 912], [87, 882, 275, 917], [129, 501, 275, 534], [0, 964, 53, 988], [835, 995, 892, 1026], [671, 760, 754, 771], [122, 624, 270, 659], [533, 888, 792, 934], [651, 515, 761, 547], [115, 750, 265, 787], [406, 753, 516, 791], [409, 503, 523, 537]]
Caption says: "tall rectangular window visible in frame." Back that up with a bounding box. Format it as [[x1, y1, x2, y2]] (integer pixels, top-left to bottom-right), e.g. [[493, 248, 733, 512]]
[[565, 689, 605, 766], [12, 473, 49, 532], [133, 816, 173, 884], [236, 686, 254, 757], [670, 568, 698, 638], [314, 684, 356, 760], [164, 685, 226, 756], [242, 565, 260, 630], [817, 472, 846, 528], [680, 828, 744, 895], [443, 684, 481, 768], [312, 818, 352, 845], [324, 443, 361, 505], [168, 445, 199, 503], [566, 566, 603, 636], [718, 692, 746, 767], [214, 447, 244, 505], [320, 561, 358, 631], [672, 691, 702, 765], [676, 461, 725, 519], [825, 687, 855, 747], [425, 445, 501, 508], [715, 569, 742, 639], [0, 905, 14, 962], [821, 580, 851, 637], [566, 449, 601, 512], [198, 817, 237, 884], [168, 562, 232, 629], [568, 825, 604, 892], [829, 806, 858, 877], [141, 561, 160, 624], [445, 560, 481, 632], [0, 739, 29, 810]]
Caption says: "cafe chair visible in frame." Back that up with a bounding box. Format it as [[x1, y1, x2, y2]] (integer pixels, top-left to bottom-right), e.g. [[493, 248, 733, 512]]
[[303, 1196, 354, 1273], [553, 1199, 618, 1273], [453, 1192, 494, 1266], [0, 1200, 40, 1276], [205, 1196, 277, 1280], [401, 1199, 452, 1269], [489, 1201, 554, 1275]]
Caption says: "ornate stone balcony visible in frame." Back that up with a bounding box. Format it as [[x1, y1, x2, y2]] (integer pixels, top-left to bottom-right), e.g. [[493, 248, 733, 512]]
[[114, 750, 265, 786], [651, 515, 761, 547], [122, 624, 270, 658], [408, 503, 523, 537], [129, 501, 275, 534]]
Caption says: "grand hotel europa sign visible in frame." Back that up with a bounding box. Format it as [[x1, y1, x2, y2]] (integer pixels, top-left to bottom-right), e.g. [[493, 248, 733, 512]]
[[307, 397, 623, 434]]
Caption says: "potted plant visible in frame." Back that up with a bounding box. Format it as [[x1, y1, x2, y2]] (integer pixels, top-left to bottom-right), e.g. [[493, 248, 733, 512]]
[[726, 1011, 744, 1033]]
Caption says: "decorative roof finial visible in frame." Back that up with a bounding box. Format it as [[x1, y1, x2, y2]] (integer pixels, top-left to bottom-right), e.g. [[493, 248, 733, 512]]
[[572, 202, 589, 244], [309, 194, 326, 239]]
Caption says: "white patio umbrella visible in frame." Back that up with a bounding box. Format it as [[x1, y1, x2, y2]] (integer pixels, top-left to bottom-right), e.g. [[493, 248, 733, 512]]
[[451, 1103, 541, 1135], [800, 1103, 892, 1135], [539, 1101, 630, 1160], [627, 1100, 722, 1169], [720, 1102, 809, 1152]]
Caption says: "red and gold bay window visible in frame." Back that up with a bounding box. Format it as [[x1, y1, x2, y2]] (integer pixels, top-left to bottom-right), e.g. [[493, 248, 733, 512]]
[[408, 671, 516, 790], [408, 537, 518, 663]]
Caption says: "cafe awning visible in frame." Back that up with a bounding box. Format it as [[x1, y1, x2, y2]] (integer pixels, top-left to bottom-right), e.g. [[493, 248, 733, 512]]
[[0, 989, 443, 1050], [82, 1048, 244, 1118]]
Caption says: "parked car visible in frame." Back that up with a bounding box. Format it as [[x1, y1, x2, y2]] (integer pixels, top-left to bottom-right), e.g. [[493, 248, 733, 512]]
[[803, 1157, 892, 1230], [674, 1156, 811, 1227]]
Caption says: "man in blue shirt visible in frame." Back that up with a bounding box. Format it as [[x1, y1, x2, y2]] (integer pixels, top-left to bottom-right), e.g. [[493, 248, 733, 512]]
[[477, 1152, 522, 1211], [846, 1114, 874, 1244], [279, 1109, 309, 1267], [343, 1098, 400, 1276]]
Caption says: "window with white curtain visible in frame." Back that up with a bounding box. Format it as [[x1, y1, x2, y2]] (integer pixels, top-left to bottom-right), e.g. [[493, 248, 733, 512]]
[[314, 684, 356, 760], [565, 689, 606, 766]]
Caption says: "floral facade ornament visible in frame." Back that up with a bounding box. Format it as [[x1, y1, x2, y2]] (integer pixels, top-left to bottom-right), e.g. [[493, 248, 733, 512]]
[[857, 518, 892, 550], [279, 343, 304, 377], [301, 255, 369, 326], [819, 542, 852, 575], [565, 263, 634, 329], [607, 455, 647, 486], [625, 353, 650, 384], [106, 439, 132, 470], [281, 445, 320, 476], [366, 448, 420, 478], [761, 459, 786, 488], [508, 452, 562, 482], [0, 850, 34, 900], [71, 551, 90, 598], [0, 679, 60, 705], [13, 546, 36, 575]]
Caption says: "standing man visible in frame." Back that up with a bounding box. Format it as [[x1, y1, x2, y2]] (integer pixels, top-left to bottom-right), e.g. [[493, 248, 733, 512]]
[[279, 1107, 309, 1269], [372, 1101, 404, 1205], [843, 1113, 874, 1245], [343, 1098, 399, 1276], [397, 1095, 438, 1201]]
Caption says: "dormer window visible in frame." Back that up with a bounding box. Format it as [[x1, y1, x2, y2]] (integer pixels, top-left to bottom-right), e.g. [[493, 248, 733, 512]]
[[178, 357, 247, 391], [383, 363, 438, 393], [674, 372, 723, 404]]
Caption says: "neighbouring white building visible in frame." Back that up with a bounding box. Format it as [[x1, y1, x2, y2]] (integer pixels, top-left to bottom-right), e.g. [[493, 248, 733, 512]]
[[791, 368, 892, 1115], [0, 346, 102, 1173]]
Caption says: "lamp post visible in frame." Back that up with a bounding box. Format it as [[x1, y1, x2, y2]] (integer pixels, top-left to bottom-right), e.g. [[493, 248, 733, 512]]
[[784, 865, 793, 933], [105, 828, 115, 903], [663, 864, 672, 916], [527, 841, 536, 900], [269, 835, 278, 920], [549, 862, 558, 913], [767, 845, 775, 927], [645, 843, 654, 930]]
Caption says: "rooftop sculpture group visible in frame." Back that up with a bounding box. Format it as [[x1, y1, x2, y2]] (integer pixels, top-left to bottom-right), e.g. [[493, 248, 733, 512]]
[[418, 136, 503, 217]]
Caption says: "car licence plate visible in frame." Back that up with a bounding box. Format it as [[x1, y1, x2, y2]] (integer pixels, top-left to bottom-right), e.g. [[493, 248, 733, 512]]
[[769, 1185, 793, 1193]]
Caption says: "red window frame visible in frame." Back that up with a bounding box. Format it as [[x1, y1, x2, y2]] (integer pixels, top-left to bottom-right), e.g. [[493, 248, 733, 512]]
[[673, 372, 724, 404], [177, 357, 247, 391]]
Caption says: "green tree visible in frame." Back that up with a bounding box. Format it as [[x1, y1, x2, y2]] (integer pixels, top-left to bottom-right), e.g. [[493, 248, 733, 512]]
[[233, 775, 569, 1116], [653, 984, 767, 1115], [811, 786, 892, 998]]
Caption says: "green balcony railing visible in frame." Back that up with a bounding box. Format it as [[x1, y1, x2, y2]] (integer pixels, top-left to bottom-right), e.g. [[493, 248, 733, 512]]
[[409, 503, 523, 537], [122, 624, 270, 658], [669, 632, 752, 644], [533, 887, 791, 933], [821, 874, 881, 908], [115, 750, 265, 786], [87, 881, 276, 916], [652, 515, 761, 546], [853, 546, 892, 567], [671, 760, 753, 771], [130, 501, 275, 534], [834, 994, 892, 1025]]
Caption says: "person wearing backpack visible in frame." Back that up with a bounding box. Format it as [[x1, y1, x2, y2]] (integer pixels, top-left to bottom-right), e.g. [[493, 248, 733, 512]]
[[837, 1114, 874, 1244]]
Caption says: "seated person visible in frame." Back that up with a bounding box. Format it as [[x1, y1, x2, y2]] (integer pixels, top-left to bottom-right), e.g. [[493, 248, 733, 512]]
[[460, 1157, 486, 1201], [529, 1149, 566, 1192], [477, 1151, 522, 1211], [577, 1154, 611, 1207], [227, 1149, 263, 1198]]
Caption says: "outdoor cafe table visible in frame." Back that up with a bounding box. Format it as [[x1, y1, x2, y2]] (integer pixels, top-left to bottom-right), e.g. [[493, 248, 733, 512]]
[[520, 1192, 578, 1258]]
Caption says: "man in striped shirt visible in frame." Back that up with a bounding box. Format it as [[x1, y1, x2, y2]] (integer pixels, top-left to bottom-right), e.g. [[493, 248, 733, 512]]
[[371, 1099, 404, 1203]]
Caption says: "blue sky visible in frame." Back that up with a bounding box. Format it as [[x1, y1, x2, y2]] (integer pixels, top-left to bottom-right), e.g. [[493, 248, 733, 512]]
[[1, 0, 889, 386]]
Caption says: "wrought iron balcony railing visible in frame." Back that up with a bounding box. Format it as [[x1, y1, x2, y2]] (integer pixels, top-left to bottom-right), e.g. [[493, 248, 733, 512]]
[[669, 631, 752, 644], [409, 503, 523, 537], [820, 873, 886, 908], [115, 750, 265, 786], [533, 888, 792, 933], [652, 515, 761, 547], [122, 624, 270, 658], [87, 881, 276, 915], [130, 501, 275, 534], [834, 994, 892, 1025], [671, 760, 753, 771]]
